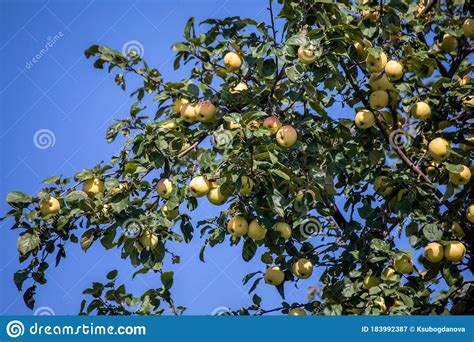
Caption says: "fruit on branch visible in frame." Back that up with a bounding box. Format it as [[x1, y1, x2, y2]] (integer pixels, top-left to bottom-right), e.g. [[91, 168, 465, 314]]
[[292, 258, 313, 279], [231, 82, 248, 94], [297, 46, 317, 64], [374, 176, 393, 196], [449, 165, 471, 185], [248, 220, 267, 240], [227, 216, 249, 237], [384, 60, 404, 81], [263, 116, 282, 134], [227, 120, 241, 130], [276, 125, 297, 147], [366, 52, 387, 73], [444, 241, 466, 262], [139, 230, 159, 249], [439, 34, 458, 53], [467, 204, 474, 223], [428, 137, 451, 162], [382, 267, 397, 282], [172, 98, 189, 113], [373, 297, 387, 312], [239, 176, 254, 195], [368, 73, 394, 91], [354, 109, 374, 129], [274, 222, 292, 239], [463, 18, 474, 38], [39, 197, 61, 216], [462, 95, 474, 108], [411, 101, 431, 120], [354, 39, 372, 58], [83, 178, 104, 196], [424, 242, 444, 263], [223, 52, 242, 71], [459, 75, 471, 86], [369, 90, 389, 109], [426, 161, 440, 177], [363, 275, 381, 289], [180, 103, 197, 123], [156, 178, 173, 199], [161, 203, 179, 219], [247, 120, 260, 131], [189, 176, 210, 197], [207, 182, 228, 205], [450, 223, 465, 239], [264, 266, 285, 285], [195, 101, 217, 123], [393, 255, 413, 274], [288, 308, 306, 316], [460, 136, 474, 150]]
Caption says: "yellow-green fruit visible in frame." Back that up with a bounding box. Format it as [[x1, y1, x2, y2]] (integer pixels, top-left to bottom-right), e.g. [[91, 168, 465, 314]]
[[288, 308, 306, 316], [354, 109, 375, 129], [189, 176, 210, 197], [207, 183, 228, 205], [382, 267, 397, 281], [428, 137, 450, 162], [439, 34, 458, 53], [223, 52, 242, 71], [180, 103, 197, 123], [231, 82, 248, 94], [263, 116, 282, 134], [366, 52, 388, 73], [276, 125, 297, 147], [239, 176, 254, 195], [459, 75, 471, 86], [468, 204, 474, 223], [424, 242, 444, 263], [368, 73, 394, 91], [426, 161, 440, 177], [411, 101, 431, 120], [369, 90, 389, 109], [264, 266, 285, 285], [393, 255, 413, 274], [450, 223, 465, 239], [374, 176, 393, 196], [373, 297, 387, 312], [384, 60, 404, 81], [463, 95, 474, 108], [274, 222, 292, 240], [354, 39, 372, 58], [161, 203, 179, 219], [156, 178, 173, 199], [83, 178, 104, 196], [462, 18, 474, 38], [139, 231, 159, 249], [297, 46, 317, 64], [172, 98, 188, 113], [39, 197, 61, 216], [292, 258, 313, 279], [227, 216, 249, 237], [444, 241, 466, 262], [248, 220, 267, 240], [195, 101, 217, 123], [449, 165, 471, 185], [363, 275, 381, 289]]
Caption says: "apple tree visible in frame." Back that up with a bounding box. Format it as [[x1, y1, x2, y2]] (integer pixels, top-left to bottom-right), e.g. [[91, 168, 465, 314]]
[[3, 0, 474, 315]]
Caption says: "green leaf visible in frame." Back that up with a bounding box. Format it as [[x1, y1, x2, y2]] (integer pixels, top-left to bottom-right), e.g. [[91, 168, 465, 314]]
[[161, 271, 174, 289], [106, 270, 118, 280], [17, 233, 40, 255], [66, 190, 88, 204], [422, 223, 443, 242], [444, 163, 465, 173], [242, 239, 257, 262], [442, 264, 462, 286], [6, 192, 32, 204], [13, 269, 29, 291]]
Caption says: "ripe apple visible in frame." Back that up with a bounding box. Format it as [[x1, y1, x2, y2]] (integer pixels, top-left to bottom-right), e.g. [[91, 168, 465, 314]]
[[172, 98, 188, 113], [424, 242, 444, 263], [248, 220, 267, 240], [439, 34, 458, 53], [354, 39, 372, 59], [393, 255, 413, 274], [264, 266, 285, 285], [161, 203, 179, 219], [374, 176, 393, 196], [227, 216, 249, 237], [449, 165, 471, 185], [223, 52, 242, 71], [292, 258, 313, 279], [263, 116, 282, 134], [231, 82, 248, 94], [373, 297, 387, 312], [384, 60, 404, 81], [139, 230, 159, 249], [276, 125, 297, 147], [195, 101, 217, 123], [207, 182, 228, 205], [444, 241, 466, 262], [428, 137, 451, 161], [156, 178, 173, 199], [83, 178, 104, 196], [382, 267, 397, 282], [189, 176, 210, 197], [411, 101, 431, 120], [297, 46, 317, 64], [463, 18, 474, 38], [459, 75, 471, 86], [180, 103, 197, 123], [288, 308, 306, 316], [369, 90, 389, 109], [274, 222, 292, 240], [467, 204, 474, 223], [368, 73, 394, 91], [363, 275, 381, 289], [40, 197, 61, 216], [366, 52, 388, 73], [450, 223, 465, 239], [354, 109, 374, 129], [239, 176, 254, 195]]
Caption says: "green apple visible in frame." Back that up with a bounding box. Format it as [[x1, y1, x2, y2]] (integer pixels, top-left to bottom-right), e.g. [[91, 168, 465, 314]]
[[428, 137, 451, 161], [411, 101, 431, 120], [248, 219, 267, 240], [274, 222, 292, 239], [276, 125, 297, 147], [297, 46, 317, 64], [292, 258, 313, 279], [189, 176, 210, 197], [439, 34, 457, 53], [239, 176, 254, 195], [384, 60, 404, 81], [393, 255, 413, 274], [354, 109, 374, 129], [264, 266, 285, 285], [195, 101, 217, 123], [444, 241, 466, 262], [369, 90, 389, 109], [227, 216, 249, 237], [424, 242, 444, 263], [156, 178, 173, 199], [223, 52, 242, 71], [449, 165, 471, 185], [363, 275, 381, 289], [39, 197, 61, 216], [366, 52, 387, 73]]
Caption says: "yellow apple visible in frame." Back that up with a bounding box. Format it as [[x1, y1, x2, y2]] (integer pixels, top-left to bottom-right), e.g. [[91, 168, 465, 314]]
[[368, 73, 394, 91], [384, 60, 404, 81], [462, 95, 474, 108], [172, 98, 188, 113], [180, 103, 197, 123], [354, 38, 372, 59], [374, 176, 393, 196], [227, 216, 249, 237], [274, 222, 292, 239], [444, 241, 466, 262], [428, 137, 451, 161], [449, 165, 471, 185], [276, 125, 297, 147], [450, 223, 465, 239], [411, 101, 431, 120], [424, 242, 444, 263], [373, 297, 387, 312], [227, 120, 241, 130], [354, 109, 374, 129], [161, 203, 179, 219], [439, 34, 458, 53], [156, 178, 173, 199], [288, 308, 306, 316], [297, 46, 317, 64], [467, 204, 474, 223], [363, 275, 381, 289], [248, 220, 267, 240], [292, 258, 313, 279], [139, 230, 159, 249], [463, 18, 474, 38], [382, 267, 397, 282], [231, 82, 248, 94], [263, 116, 282, 134], [189, 176, 210, 197], [223, 52, 242, 71], [369, 90, 389, 109], [459, 75, 471, 86], [366, 52, 388, 73], [207, 183, 228, 205], [264, 266, 285, 285], [39, 197, 61, 216], [195, 101, 217, 123], [239, 176, 254, 195], [83, 178, 104, 196], [393, 255, 413, 274]]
